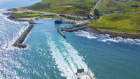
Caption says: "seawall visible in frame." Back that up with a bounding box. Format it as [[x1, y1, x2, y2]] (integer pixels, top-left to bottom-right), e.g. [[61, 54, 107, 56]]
[[57, 28, 66, 38], [3, 8, 37, 48], [13, 24, 34, 48]]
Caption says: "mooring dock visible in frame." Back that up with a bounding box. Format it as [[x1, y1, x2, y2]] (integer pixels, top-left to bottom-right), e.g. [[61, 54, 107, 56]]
[[56, 19, 90, 38]]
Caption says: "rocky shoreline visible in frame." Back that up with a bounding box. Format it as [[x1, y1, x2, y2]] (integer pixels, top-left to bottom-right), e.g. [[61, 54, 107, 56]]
[[4, 8, 36, 48], [87, 27, 140, 39], [4, 8, 140, 46], [4, 8, 36, 24]]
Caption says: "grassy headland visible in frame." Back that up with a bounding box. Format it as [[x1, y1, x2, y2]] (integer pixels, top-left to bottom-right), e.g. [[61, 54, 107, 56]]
[[88, 0, 140, 33], [98, 0, 140, 12], [13, 12, 44, 18], [12, 0, 100, 20], [88, 14, 140, 33], [13, 12, 84, 21], [26, 0, 98, 16], [12, 0, 140, 35]]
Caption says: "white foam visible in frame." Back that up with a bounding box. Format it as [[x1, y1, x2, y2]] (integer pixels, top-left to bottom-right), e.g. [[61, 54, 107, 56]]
[[75, 30, 97, 39], [81, 75, 91, 79], [0, 9, 28, 24], [0, 10, 29, 50], [0, 56, 21, 79], [1, 27, 27, 50], [75, 30, 140, 45], [0, 9, 28, 78], [46, 33, 94, 79], [0, 9, 7, 13]]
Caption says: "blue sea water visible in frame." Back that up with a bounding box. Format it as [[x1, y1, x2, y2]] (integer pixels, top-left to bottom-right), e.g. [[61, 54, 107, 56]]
[[0, 0, 140, 79], [0, 0, 40, 9]]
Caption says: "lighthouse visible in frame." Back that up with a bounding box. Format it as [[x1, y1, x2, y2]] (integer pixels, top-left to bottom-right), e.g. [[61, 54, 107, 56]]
[[26, 8, 28, 13]]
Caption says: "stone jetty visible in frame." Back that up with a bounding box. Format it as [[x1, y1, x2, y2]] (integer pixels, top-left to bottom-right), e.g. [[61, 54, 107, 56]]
[[13, 24, 34, 48]]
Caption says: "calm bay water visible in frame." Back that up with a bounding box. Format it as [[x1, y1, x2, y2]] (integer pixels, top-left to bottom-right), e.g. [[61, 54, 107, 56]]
[[0, 0, 140, 79]]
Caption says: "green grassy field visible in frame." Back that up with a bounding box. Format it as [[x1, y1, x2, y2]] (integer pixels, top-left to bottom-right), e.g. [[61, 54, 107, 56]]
[[25, 0, 98, 16], [13, 12, 84, 21], [98, 0, 140, 12], [87, 14, 140, 33], [13, 12, 44, 18]]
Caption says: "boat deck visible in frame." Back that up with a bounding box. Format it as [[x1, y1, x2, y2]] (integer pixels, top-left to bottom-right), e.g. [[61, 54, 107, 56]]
[[77, 71, 95, 79]]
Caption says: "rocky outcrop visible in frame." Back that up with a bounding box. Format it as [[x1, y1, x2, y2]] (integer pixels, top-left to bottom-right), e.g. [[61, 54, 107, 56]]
[[87, 27, 140, 39], [3, 8, 39, 48]]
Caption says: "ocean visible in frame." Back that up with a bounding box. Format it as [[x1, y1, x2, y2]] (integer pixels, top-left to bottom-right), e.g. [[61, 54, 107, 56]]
[[0, 0, 140, 79]]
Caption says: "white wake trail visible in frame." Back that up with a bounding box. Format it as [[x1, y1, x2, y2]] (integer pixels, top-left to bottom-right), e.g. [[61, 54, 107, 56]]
[[47, 33, 93, 79]]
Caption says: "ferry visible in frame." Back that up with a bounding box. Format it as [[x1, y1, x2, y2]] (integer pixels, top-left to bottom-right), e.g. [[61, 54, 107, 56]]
[[75, 69, 95, 79]]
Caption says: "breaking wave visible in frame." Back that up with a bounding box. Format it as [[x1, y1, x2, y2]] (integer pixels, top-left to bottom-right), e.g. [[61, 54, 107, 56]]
[[75, 30, 140, 45], [0, 9, 28, 78], [0, 9, 29, 50]]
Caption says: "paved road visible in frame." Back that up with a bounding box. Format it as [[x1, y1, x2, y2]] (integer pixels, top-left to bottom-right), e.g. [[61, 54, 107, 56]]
[[90, 0, 102, 15]]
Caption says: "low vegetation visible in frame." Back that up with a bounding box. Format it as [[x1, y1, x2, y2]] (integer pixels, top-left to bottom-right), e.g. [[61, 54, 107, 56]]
[[98, 0, 140, 12], [13, 12, 44, 18], [16, 0, 140, 34], [13, 12, 84, 21], [87, 14, 140, 33], [25, 0, 98, 16]]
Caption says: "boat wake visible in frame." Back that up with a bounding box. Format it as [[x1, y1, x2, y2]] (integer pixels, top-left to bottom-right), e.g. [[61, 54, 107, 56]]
[[75, 30, 140, 45], [46, 33, 94, 79]]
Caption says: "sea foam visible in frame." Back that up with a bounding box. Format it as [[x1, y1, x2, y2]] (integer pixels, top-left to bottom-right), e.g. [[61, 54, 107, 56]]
[[47, 32, 93, 79], [75, 30, 140, 45]]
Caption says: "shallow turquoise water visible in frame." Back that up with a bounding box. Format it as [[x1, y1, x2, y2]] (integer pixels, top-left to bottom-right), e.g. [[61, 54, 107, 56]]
[[0, 0, 140, 79]]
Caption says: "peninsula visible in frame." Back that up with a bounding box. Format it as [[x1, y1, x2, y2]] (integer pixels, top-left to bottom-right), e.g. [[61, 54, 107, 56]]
[[7, 0, 140, 40]]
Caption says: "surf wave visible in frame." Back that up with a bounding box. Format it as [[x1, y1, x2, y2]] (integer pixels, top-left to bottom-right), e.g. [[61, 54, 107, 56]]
[[0, 9, 28, 78], [0, 9, 7, 13], [75, 30, 140, 45], [0, 10, 29, 50], [46, 33, 94, 79]]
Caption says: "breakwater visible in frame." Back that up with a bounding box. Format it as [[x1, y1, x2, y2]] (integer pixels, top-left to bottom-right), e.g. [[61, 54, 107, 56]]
[[56, 19, 90, 37], [4, 9, 38, 48], [13, 24, 34, 48], [62, 26, 87, 32], [57, 28, 66, 38]]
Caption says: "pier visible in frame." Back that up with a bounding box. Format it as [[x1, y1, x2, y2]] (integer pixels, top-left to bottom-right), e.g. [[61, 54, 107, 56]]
[[57, 25, 87, 38], [57, 28, 66, 38], [62, 26, 87, 32], [56, 19, 90, 38]]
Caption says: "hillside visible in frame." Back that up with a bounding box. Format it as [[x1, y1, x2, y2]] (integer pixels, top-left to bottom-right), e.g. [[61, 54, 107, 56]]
[[87, 0, 140, 33], [26, 0, 98, 16], [98, 0, 140, 12], [88, 14, 140, 33]]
